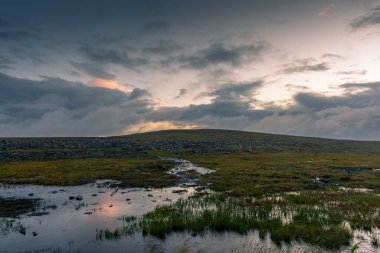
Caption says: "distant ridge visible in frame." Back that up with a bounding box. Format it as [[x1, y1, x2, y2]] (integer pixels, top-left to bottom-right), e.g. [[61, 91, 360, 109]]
[[122, 129, 376, 143]]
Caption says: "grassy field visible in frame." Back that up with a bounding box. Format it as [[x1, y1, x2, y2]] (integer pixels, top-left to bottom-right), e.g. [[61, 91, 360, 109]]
[[0, 158, 176, 188], [183, 151, 380, 196]]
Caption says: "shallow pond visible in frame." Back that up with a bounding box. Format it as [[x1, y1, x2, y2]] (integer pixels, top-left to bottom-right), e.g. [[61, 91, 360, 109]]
[[0, 159, 377, 253]]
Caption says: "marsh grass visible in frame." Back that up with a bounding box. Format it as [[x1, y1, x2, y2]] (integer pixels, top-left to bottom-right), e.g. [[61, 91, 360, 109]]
[[0, 218, 25, 235], [0, 198, 40, 218], [103, 190, 380, 250]]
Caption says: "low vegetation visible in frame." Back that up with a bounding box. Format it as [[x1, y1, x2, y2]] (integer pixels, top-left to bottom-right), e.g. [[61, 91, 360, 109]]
[[0, 198, 40, 218], [184, 151, 380, 196], [0, 158, 176, 188]]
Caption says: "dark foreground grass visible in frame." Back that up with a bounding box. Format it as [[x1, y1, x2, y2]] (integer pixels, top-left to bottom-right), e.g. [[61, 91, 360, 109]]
[[103, 190, 380, 249], [0, 158, 176, 188], [0, 198, 40, 218]]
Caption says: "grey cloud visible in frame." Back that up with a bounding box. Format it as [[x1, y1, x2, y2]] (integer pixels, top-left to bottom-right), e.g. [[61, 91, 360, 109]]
[[320, 53, 344, 60], [0, 73, 154, 137], [179, 42, 270, 69], [152, 80, 380, 140], [153, 81, 266, 120], [2, 71, 380, 140], [279, 62, 329, 74], [70, 61, 115, 80], [143, 40, 182, 55], [129, 88, 152, 100], [341, 82, 380, 90], [351, 5, 380, 30], [336, 70, 367, 75], [0, 56, 13, 69], [80, 45, 148, 69], [175, 88, 187, 99], [208, 81, 262, 102]]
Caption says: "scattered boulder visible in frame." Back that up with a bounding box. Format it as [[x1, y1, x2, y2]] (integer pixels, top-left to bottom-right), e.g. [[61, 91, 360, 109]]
[[172, 189, 188, 194], [19, 227, 26, 235], [75, 195, 83, 201]]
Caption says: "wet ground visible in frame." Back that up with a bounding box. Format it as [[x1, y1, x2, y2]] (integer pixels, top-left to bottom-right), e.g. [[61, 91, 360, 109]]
[[0, 158, 378, 253]]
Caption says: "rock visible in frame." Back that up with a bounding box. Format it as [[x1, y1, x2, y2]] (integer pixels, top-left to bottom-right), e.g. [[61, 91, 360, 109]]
[[195, 186, 206, 192], [148, 194, 153, 197], [28, 193, 34, 197], [50, 191, 58, 194], [75, 195, 83, 201], [69, 196, 75, 200], [109, 204, 113, 207], [84, 212, 93, 215], [32, 232, 38, 236], [92, 194, 97, 196], [19, 227, 26, 235], [126, 198, 131, 201], [172, 189, 188, 194]]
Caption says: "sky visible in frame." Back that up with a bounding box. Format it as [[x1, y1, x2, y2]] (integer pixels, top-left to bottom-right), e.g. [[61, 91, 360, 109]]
[[1, 0, 380, 139]]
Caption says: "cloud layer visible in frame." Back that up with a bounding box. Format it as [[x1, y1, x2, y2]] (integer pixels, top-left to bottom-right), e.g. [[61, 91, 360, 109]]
[[1, 72, 380, 140]]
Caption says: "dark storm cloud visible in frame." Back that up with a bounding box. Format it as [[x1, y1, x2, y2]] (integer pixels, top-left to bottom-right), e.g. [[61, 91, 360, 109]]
[[70, 61, 115, 80], [179, 42, 270, 69], [0, 73, 154, 136], [79, 45, 149, 69], [351, 5, 380, 30]]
